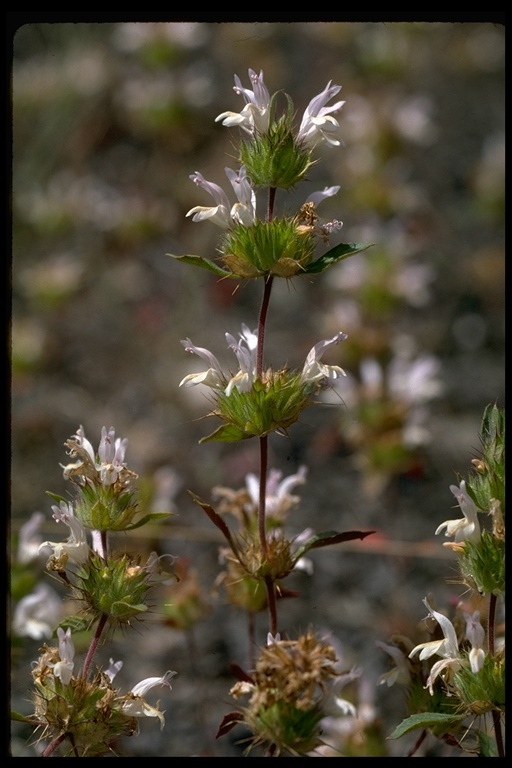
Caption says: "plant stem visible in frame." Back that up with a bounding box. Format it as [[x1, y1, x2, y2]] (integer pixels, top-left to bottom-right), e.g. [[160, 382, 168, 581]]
[[80, 612, 108, 680]]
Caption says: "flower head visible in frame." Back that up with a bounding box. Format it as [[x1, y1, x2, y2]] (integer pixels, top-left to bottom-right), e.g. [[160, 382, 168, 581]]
[[62, 425, 137, 490], [435, 480, 481, 544], [215, 68, 271, 134], [298, 81, 345, 148]]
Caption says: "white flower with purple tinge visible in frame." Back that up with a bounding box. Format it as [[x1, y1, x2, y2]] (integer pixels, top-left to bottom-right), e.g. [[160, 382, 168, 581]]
[[298, 81, 345, 148], [50, 627, 75, 685], [180, 324, 258, 396], [186, 166, 256, 229], [13, 583, 61, 640], [215, 68, 270, 135], [39, 500, 89, 566], [435, 480, 481, 544]]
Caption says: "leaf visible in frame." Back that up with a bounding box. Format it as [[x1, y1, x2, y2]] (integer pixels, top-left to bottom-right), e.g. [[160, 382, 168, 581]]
[[124, 512, 171, 531], [11, 710, 34, 723], [216, 711, 245, 738], [167, 253, 233, 278], [388, 712, 466, 740], [303, 242, 372, 274], [199, 423, 249, 443], [476, 730, 499, 757], [57, 615, 93, 635], [189, 492, 241, 560], [293, 529, 375, 561]]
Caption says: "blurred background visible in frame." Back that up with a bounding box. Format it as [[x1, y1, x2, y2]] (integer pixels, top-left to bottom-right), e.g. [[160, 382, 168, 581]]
[[11, 21, 504, 756]]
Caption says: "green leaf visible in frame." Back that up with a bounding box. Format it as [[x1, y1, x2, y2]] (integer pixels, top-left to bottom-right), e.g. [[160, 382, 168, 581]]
[[57, 615, 93, 635], [189, 492, 241, 560], [303, 242, 372, 274], [167, 253, 233, 278], [11, 710, 34, 723], [476, 730, 499, 757], [123, 512, 171, 531], [199, 423, 249, 443], [388, 712, 465, 740], [293, 529, 375, 561]]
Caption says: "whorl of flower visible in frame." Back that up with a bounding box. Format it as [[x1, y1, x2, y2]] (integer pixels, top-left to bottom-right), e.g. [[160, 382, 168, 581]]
[[435, 480, 481, 545], [297, 80, 345, 148], [215, 68, 271, 134], [186, 166, 256, 229]]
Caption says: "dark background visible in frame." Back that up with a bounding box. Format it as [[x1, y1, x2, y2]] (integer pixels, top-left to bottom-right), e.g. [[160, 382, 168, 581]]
[[10, 20, 504, 756]]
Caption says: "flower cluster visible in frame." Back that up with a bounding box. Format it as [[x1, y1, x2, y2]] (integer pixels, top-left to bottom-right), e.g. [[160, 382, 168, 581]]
[[378, 404, 505, 756], [180, 324, 347, 442], [31, 627, 175, 756]]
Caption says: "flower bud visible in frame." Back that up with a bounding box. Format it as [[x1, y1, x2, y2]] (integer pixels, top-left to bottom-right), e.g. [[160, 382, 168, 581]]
[[239, 117, 312, 189]]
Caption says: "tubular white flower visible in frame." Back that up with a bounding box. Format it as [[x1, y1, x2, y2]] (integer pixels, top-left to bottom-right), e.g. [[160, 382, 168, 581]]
[[39, 501, 89, 566], [17, 511, 45, 564], [186, 166, 256, 229], [129, 669, 177, 699], [179, 338, 226, 390], [435, 480, 481, 543], [215, 68, 270, 134], [51, 627, 75, 685], [409, 598, 462, 694], [376, 641, 411, 687], [464, 610, 486, 673], [300, 332, 348, 385], [305, 185, 340, 206], [13, 583, 61, 640], [245, 465, 308, 519], [224, 324, 258, 395], [298, 81, 345, 148]]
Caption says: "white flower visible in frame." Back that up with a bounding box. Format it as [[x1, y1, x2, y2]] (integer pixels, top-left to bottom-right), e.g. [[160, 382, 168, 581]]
[[121, 670, 177, 729], [304, 185, 340, 206], [224, 324, 258, 395], [376, 641, 411, 687], [215, 68, 270, 134], [17, 511, 45, 564], [409, 598, 462, 695], [464, 610, 486, 674], [435, 480, 481, 544], [105, 658, 124, 682], [298, 81, 345, 148], [13, 583, 61, 640], [180, 324, 258, 396], [245, 465, 308, 521], [300, 332, 348, 385], [62, 425, 136, 488], [39, 501, 89, 566], [186, 166, 256, 229], [50, 627, 75, 685]]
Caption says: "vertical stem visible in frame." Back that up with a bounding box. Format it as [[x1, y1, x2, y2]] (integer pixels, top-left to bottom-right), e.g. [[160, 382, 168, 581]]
[[257, 276, 274, 378], [487, 593, 504, 757], [80, 612, 108, 680]]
